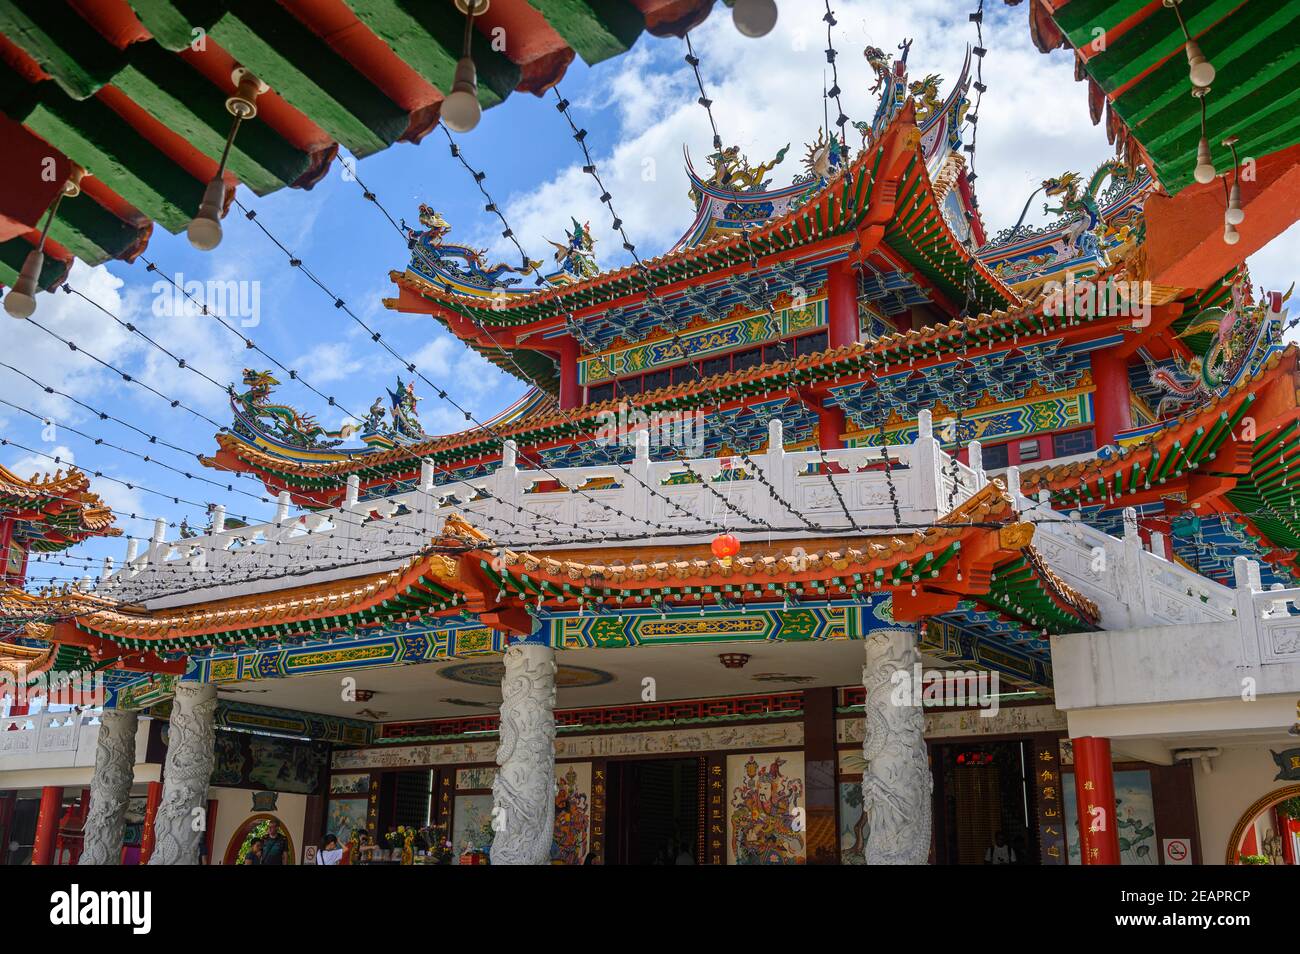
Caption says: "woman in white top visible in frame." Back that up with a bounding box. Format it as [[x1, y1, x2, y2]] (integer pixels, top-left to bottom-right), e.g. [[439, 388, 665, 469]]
[[316, 834, 344, 865]]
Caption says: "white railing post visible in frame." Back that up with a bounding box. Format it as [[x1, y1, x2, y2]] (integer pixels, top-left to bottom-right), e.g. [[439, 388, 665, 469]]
[[100, 556, 113, 581], [766, 419, 787, 516], [210, 505, 226, 533], [495, 441, 519, 528], [419, 459, 435, 493], [1148, 530, 1166, 560], [344, 475, 360, 509], [968, 440, 987, 491], [631, 430, 651, 525], [1232, 556, 1263, 668], [275, 491, 291, 524], [912, 410, 940, 522]]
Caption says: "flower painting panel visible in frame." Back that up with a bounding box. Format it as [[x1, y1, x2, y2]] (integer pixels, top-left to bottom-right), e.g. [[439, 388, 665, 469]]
[[1062, 770, 1158, 865]]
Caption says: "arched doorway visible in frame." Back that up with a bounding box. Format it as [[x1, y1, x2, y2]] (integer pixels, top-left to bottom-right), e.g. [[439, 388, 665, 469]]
[[223, 813, 296, 866], [1225, 784, 1300, 864]]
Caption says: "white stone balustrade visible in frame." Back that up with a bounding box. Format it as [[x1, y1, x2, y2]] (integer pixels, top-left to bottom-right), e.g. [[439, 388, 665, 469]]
[[1233, 557, 1300, 666], [99, 416, 959, 609]]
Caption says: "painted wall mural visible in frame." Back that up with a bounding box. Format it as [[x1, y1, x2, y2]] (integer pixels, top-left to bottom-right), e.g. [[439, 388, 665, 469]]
[[329, 773, 370, 795], [325, 798, 368, 841], [726, 751, 807, 865], [838, 779, 868, 865], [452, 794, 495, 861], [455, 766, 498, 790], [1062, 769, 1158, 865], [332, 721, 805, 770]]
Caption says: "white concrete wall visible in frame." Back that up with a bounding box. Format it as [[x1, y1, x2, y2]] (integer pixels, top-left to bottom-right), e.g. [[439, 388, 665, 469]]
[[207, 786, 309, 865], [0, 716, 154, 790], [1191, 743, 1297, 865], [1051, 622, 1300, 711]]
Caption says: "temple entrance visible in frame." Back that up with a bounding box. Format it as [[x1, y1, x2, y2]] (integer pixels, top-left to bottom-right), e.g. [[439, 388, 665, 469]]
[[932, 740, 1035, 865], [605, 758, 701, 865]]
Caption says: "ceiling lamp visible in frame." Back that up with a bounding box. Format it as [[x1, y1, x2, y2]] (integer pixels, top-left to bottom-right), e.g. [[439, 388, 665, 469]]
[[5, 165, 85, 319], [719, 652, 751, 670], [1164, 0, 1215, 88], [1223, 136, 1245, 239], [188, 67, 267, 251], [733, 0, 778, 38], [1192, 90, 1216, 185], [444, 0, 490, 133]]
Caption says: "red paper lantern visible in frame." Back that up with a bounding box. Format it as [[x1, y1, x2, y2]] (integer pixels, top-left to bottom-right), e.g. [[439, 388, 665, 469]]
[[711, 533, 741, 559]]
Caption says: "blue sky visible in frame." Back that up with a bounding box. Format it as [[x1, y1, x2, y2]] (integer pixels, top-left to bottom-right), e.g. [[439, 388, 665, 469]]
[[4, 0, 1297, 589]]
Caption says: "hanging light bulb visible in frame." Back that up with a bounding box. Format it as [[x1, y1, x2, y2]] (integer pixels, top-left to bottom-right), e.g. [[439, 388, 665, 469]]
[[1225, 181, 1244, 225], [3, 248, 42, 319], [733, 0, 778, 37], [187, 177, 226, 251], [5, 165, 83, 319], [189, 68, 267, 251], [1185, 38, 1215, 88], [1193, 135, 1216, 185], [444, 0, 488, 133]]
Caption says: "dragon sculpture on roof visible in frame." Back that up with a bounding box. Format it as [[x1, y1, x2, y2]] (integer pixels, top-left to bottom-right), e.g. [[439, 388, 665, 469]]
[[233, 370, 357, 448], [405, 204, 542, 292]]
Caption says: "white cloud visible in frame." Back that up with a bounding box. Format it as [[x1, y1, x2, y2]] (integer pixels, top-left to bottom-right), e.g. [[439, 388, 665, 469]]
[[476, 1, 1118, 268]]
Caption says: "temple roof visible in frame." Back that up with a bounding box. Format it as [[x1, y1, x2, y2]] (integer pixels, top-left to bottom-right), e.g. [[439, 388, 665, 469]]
[[1005, 0, 1300, 196], [0, 463, 120, 552], [1021, 346, 1300, 570], [385, 103, 1018, 332], [3, 486, 1100, 669]]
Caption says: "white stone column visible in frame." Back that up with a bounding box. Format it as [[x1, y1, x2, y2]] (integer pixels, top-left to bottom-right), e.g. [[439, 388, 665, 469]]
[[147, 682, 217, 865], [79, 707, 139, 865], [490, 642, 556, 865], [861, 625, 932, 864]]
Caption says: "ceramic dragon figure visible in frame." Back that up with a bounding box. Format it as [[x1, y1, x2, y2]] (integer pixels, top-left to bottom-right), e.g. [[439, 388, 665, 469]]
[[546, 218, 599, 281], [385, 377, 426, 442], [1142, 277, 1291, 418], [233, 369, 356, 448], [405, 204, 541, 290], [1041, 160, 1131, 265], [693, 142, 790, 199]]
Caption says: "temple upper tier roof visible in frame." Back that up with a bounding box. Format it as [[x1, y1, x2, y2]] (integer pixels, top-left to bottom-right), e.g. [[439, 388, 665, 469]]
[[0, 464, 120, 552]]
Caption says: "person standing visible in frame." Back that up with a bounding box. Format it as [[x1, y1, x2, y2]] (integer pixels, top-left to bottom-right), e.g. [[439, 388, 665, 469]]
[[316, 834, 343, 866], [261, 819, 289, 866], [984, 830, 1017, 865], [244, 838, 265, 865]]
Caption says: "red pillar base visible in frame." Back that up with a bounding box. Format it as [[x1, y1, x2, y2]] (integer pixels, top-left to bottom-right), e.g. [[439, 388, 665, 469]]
[[1072, 736, 1121, 865], [31, 785, 63, 866]]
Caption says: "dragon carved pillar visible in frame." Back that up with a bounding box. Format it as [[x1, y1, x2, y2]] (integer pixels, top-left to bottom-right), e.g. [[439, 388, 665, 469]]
[[861, 624, 932, 865], [79, 707, 139, 865], [147, 682, 217, 865], [490, 641, 556, 865]]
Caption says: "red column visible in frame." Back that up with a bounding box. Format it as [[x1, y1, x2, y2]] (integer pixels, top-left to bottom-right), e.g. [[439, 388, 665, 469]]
[[817, 400, 845, 450], [203, 798, 218, 865], [139, 780, 162, 864], [826, 259, 859, 349], [1072, 737, 1120, 865], [1090, 348, 1132, 447], [31, 786, 63, 865], [555, 339, 582, 410]]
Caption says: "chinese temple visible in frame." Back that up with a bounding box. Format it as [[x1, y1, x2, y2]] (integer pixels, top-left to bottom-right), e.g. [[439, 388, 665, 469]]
[[3, 4, 1300, 871]]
